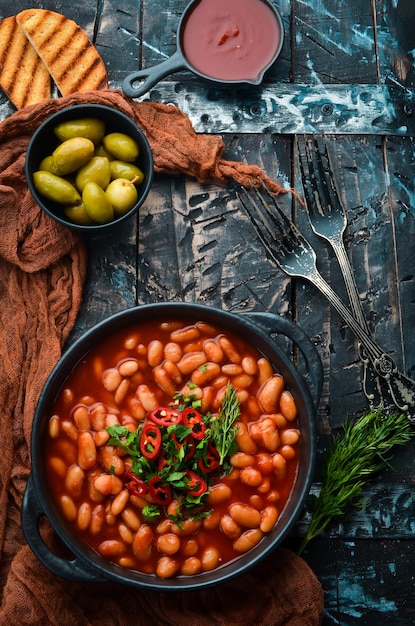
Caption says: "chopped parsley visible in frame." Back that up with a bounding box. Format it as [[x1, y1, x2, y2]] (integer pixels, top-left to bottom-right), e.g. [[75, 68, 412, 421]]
[[106, 383, 240, 522]]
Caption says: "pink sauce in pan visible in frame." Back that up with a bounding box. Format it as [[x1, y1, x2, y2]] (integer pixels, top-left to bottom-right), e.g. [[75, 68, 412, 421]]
[[181, 0, 282, 82]]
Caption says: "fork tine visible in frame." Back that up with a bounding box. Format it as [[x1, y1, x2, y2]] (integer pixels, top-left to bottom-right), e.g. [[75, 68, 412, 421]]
[[237, 182, 303, 260], [237, 186, 282, 264], [296, 135, 317, 213], [237, 185, 281, 243], [297, 134, 346, 219]]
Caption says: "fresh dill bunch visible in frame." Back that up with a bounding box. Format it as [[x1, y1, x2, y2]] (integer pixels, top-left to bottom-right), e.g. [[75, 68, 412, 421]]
[[211, 382, 240, 466], [297, 409, 414, 555]]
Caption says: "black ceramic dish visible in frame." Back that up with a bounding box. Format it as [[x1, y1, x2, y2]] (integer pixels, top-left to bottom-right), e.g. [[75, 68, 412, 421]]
[[122, 0, 284, 99], [22, 302, 322, 591], [25, 104, 154, 234]]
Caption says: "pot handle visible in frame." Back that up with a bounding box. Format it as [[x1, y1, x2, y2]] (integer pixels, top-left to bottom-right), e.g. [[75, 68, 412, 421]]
[[244, 312, 323, 410], [123, 51, 186, 98], [21, 476, 104, 583]]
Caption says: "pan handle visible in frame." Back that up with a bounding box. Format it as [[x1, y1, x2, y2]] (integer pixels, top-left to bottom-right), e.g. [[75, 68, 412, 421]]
[[123, 52, 186, 98], [244, 312, 323, 411], [21, 476, 104, 583]]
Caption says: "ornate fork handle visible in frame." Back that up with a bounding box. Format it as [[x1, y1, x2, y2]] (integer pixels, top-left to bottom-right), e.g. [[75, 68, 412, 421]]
[[326, 232, 382, 402], [237, 183, 415, 421], [297, 134, 384, 406], [310, 267, 415, 419]]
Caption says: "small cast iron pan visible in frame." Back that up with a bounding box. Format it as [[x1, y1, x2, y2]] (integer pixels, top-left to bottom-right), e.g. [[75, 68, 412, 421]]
[[122, 0, 284, 99]]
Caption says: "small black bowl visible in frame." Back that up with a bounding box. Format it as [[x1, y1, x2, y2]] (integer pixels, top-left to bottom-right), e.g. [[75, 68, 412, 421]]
[[25, 104, 154, 234], [21, 302, 322, 591]]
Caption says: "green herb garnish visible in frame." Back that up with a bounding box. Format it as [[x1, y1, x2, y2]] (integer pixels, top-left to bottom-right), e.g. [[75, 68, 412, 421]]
[[298, 409, 413, 555], [142, 504, 161, 522], [211, 382, 240, 466], [105, 383, 241, 522]]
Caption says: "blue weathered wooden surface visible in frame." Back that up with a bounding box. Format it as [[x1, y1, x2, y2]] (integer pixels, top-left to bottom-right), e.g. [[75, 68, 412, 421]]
[[1, 0, 414, 623]]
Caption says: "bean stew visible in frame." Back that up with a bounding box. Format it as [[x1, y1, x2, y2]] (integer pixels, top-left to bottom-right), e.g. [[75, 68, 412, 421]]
[[45, 319, 300, 579]]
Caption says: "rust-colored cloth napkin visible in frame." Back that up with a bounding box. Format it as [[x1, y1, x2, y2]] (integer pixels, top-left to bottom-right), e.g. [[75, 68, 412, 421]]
[[0, 89, 323, 625]]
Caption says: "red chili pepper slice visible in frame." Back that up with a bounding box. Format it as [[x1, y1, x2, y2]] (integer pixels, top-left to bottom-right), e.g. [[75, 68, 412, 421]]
[[123, 472, 149, 497], [183, 470, 207, 497], [157, 450, 169, 473], [171, 431, 196, 460], [181, 407, 207, 440], [139, 422, 162, 460], [198, 443, 220, 473], [148, 406, 182, 427], [183, 436, 196, 460], [148, 475, 172, 506]]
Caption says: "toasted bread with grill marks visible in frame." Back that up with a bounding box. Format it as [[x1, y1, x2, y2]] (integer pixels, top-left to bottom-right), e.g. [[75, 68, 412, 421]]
[[0, 15, 50, 109], [16, 8, 108, 96]]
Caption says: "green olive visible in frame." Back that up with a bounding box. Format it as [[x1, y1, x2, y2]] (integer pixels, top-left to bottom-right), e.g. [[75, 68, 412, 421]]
[[103, 132, 140, 162], [82, 181, 114, 224], [109, 160, 145, 184], [39, 155, 54, 172], [51, 137, 95, 176], [75, 156, 111, 192], [64, 203, 96, 226], [94, 144, 114, 160], [54, 118, 106, 145], [33, 171, 81, 205], [105, 178, 138, 216]]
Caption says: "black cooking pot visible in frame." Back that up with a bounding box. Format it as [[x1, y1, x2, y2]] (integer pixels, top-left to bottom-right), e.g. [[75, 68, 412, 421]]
[[22, 303, 322, 591], [122, 0, 284, 99]]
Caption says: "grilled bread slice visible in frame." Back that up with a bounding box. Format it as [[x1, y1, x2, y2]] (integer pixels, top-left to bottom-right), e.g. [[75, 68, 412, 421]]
[[16, 8, 108, 96], [0, 15, 50, 109]]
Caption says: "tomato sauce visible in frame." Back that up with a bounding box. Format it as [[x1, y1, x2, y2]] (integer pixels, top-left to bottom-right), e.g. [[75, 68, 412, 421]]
[[181, 0, 282, 81], [45, 319, 300, 578]]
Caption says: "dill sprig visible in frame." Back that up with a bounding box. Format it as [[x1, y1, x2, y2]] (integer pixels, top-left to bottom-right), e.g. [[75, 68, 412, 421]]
[[297, 409, 414, 555], [211, 382, 240, 465]]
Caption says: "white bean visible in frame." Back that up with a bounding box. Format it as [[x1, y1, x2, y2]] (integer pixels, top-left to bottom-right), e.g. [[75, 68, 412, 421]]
[[118, 359, 139, 377], [201, 546, 221, 571], [260, 505, 279, 533], [77, 502, 92, 530], [147, 340, 164, 367], [65, 464, 85, 499], [136, 384, 158, 411], [72, 405, 91, 431], [176, 352, 207, 375], [102, 368, 122, 392], [77, 431, 97, 470], [60, 494, 77, 521], [114, 378, 130, 405], [170, 326, 200, 343], [111, 489, 130, 516], [233, 528, 264, 553], [48, 415, 60, 439], [257, 375, 285, 413]]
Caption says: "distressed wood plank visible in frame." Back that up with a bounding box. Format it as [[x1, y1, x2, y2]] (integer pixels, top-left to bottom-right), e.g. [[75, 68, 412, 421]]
[[376, 2, 415, 387], [383, 137, 415, 379], [140, 0, 186, 70], [137, 135, 294, 312], [295, 478, 415, 540], [134, 82, 415, 135], [293, 135, 407, 426], [95, 0, 142, 77], [292, 0, 377, 84], [376, 0, 415, 89], [69, 219, 139, 344], [299, 538, 415, 625]]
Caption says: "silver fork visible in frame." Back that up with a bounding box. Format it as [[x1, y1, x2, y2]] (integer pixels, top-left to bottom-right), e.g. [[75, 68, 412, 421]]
[[237, 182, 415, 422], [296, 134, 383, 406]]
